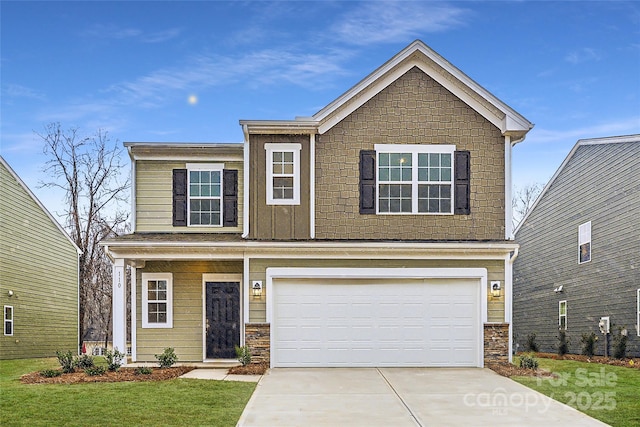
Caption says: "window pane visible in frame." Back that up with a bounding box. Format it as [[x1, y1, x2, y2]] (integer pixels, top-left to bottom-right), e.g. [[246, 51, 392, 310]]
[[441, 199, 451, 213], [390, 168, 401, 181], [190, 171, 200, 183], [190, 200, 201, 211], [190, 213, 200, 225], [201, 185, 210, 196], [429, 153, 440, 167], [283, 152, 293, 162], [5, 322, 12, 335], [441, 168, 451, 181], [379, 168, 389, 181], [418, 168, 427, 181], [157, 281, 167, 291], [273, 152, 282, 163], [283, 164, 294, 174], [429, 168, 440, 181], [402, 168, 412, 181], [442, 154, 451, 167], [379, 153, 390, 166], [5, 307, 12, 320], [418, 153, 428, 167], [379, 199, 389, 212]]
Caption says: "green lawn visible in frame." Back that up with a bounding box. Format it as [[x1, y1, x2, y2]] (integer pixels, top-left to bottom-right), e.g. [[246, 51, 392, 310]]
[[0, 358, 256, 427], [512, 357, 640, 427]]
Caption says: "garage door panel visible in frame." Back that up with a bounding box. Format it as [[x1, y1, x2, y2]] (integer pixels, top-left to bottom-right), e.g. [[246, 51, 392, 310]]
[[273, 278, 481, 367]]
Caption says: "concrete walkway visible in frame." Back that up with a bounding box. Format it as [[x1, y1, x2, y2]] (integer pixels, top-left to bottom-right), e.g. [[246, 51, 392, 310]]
[[237, 368, 610, 427], [179, 368, 261, 382]]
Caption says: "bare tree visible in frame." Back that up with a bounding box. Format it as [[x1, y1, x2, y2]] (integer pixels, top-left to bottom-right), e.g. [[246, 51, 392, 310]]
[[37, 122, 130, 348], [512, 182, 544, 229]]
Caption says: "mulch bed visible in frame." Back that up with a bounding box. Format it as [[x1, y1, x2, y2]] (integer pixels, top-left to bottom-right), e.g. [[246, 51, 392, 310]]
[[227, 363, 269, 375], [488, 352, 640, 379], [21, 366, 194, 385]]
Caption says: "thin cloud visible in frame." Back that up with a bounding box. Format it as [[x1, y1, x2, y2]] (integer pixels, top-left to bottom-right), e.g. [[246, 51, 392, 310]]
[[4, 84, 46, 100], [527, 116, 640, 144], [565, 47, 602, 64], [331, 1, 469, 45], [81, 23, 181, 43]]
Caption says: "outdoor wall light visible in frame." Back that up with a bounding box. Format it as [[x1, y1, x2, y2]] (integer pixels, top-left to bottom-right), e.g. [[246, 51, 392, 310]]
[[252, 281, 263, 298], [7, 290, 13, 297], [490, 281, 501, 298]]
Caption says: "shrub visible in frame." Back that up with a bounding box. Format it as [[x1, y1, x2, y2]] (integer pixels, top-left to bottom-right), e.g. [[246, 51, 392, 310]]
[[155, 347, 178, 368], [581, 332, 598, 356], [74, 354, 95, 369], [557, 330, 569, 356], [235, 345, 252, 366], [84, 365, 106, 376], [135, 366, 153, 375], [613, 327, 628, 359], [519, 353, 539, 370], [56, 350, 75, 373], [525, 333, 539, 352], [40, 369, 62, 378], [105, 349, 125, 372]]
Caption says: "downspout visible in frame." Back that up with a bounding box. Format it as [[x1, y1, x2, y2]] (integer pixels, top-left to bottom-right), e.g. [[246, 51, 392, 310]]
[[506, 246, 519, 363], [504, 135, 513, 240], [242, 124, 250, 238], [127, 146, 136, 233], [309, 133, 316, 239]]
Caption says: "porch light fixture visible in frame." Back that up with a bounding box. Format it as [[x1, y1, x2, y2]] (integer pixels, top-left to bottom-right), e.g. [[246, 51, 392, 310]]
[[7, 290, 13, 297], [490, 281, 501, 298], [252, 281, 263, 298]]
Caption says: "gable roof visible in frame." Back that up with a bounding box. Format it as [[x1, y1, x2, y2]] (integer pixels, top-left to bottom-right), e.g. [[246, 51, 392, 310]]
[[514, 134, 640, 234], [0, 155, 81, 255], [241, 40, 533, 143]]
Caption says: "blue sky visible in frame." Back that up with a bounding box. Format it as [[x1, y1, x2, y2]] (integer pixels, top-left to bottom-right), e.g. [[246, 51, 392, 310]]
[[2, 1, 639, 221]]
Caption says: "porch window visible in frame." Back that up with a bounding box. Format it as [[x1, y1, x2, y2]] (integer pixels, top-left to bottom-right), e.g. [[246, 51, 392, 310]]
[[142, 273, 173, 328], [559, 300, 567, 330], [265, 143, 301, 205], [4, 306, 13, 336]]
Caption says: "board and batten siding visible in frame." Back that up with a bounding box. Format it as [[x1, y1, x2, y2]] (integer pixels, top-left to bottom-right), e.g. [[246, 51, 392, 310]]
[[248, 135, 311, 240], [0, 160, 79, 359], [248, 258, 505, 323], [514, 141, 640, 356], [135, 160, 244, 233], [135, 261, 242, 362]]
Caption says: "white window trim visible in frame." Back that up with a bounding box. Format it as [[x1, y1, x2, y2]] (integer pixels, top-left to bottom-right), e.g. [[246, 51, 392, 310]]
[[374, 144, 455, 215], [265, 143, 301, 205], [559, 300, 567, 330], [4, 305, 13, 336], [142, 273, 173, 329], [186, 163, 225, 227], [578, 221, 591, 264]]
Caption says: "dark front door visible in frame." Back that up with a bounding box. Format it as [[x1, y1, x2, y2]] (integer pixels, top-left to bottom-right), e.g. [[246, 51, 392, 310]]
[[205, 282, 240, 359]]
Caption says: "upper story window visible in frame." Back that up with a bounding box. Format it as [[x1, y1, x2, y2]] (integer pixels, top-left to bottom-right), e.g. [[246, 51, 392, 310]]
[[578, 221, 591, 264], [187, 164, 223, 226], [265, 143, 301, 205], [142, 273, 173, 328], [4, 306, 13, 336], [375, 144, 455, 214]]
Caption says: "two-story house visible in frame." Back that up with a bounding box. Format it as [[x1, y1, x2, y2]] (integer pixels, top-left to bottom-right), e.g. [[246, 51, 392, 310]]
[[102, 40, 533, 367], [1, 156, 81, 359], [513, 135, 640, 357]]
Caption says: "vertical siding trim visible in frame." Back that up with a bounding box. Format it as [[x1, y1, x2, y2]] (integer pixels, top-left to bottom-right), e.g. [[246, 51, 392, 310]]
[[310, 133, 316, 239], [242, 125, 250, 238]]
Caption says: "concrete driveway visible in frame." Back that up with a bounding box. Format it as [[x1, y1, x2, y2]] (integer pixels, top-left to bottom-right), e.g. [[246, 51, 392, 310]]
[[237, 368, 609, 427]]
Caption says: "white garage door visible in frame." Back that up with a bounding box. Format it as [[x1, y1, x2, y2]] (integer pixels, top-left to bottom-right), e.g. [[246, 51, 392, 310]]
[[271, 278, 481, 367]]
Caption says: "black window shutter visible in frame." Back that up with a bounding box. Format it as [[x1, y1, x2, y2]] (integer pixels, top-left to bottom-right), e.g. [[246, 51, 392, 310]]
[[223, 169, 238, 227], [454, 151, 470, 215], [359, 150, 376, 214], [173, 169, 188, 226]]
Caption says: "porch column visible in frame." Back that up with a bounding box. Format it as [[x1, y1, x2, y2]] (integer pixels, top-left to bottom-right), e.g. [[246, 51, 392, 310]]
[[112, 258, 127, 364]]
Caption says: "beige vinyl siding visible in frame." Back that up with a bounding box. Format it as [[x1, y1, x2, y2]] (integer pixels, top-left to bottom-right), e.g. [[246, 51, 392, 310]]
[[249, 258, 504, 323], [135, 160, 244, 233], [135, 260, 242, 362], [0, 161, 79, 360]]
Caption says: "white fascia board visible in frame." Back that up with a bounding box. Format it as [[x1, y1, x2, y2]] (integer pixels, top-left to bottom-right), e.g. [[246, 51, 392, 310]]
[[239, 120, 318, 135]]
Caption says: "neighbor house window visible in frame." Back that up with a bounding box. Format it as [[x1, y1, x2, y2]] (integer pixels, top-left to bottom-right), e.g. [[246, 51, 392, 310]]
[[265, 143, 301, 205], [578, 221, 591, 264], [187, 164, 223, 226], [375, 144, 455, 214], [142, 273, 173, 328], [559, 300, 567, 330], [4, 306, 13, 336]]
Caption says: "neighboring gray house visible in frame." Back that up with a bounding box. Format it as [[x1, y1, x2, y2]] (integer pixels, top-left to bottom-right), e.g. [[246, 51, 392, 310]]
[[513, 135, 640, 357]]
